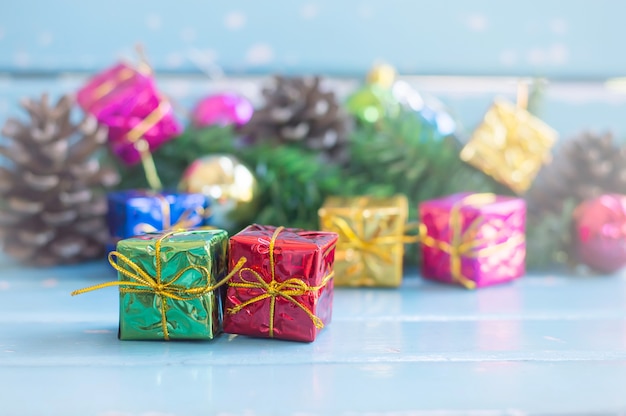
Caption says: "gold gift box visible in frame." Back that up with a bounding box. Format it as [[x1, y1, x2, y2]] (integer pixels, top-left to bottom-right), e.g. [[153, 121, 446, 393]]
[[318, 195, 408, 287], [460, 99, 558, 194]]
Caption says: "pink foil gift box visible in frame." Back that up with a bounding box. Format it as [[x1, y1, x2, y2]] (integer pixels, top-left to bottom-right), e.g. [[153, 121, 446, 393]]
[[419, 193, 526, 289], [77, 63, 151, 119], [77, 63, 182, 165]]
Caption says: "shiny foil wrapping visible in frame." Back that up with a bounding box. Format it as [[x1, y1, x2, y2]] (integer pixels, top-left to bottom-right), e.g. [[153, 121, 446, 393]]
[[116, 229, 228, 340], [224, 225, 338, 342], [460, 100, 557, 194], [77, 63, 151, 119], [574, 194, 626, 273], [77, 62, 182, 165], [419, 193, 526, 289], [318, 195, 407, 287], [107, 190, 210, 250]]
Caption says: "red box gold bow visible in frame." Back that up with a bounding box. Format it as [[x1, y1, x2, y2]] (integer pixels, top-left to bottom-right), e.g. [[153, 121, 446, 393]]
[[224, 225, 338, 342]]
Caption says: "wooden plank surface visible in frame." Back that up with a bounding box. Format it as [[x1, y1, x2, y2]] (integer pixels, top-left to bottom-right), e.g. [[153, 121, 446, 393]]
[[1, 255, 626, 415]]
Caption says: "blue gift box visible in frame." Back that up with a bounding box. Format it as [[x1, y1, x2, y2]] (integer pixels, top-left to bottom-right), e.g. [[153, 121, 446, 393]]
[[107, 190, 212, 247]]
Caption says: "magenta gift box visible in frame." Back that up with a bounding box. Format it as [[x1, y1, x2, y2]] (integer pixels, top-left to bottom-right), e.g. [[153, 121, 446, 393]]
[[77, 63, 152, 120], [77, 63, 182, 165], [419, 193, 526, 289]]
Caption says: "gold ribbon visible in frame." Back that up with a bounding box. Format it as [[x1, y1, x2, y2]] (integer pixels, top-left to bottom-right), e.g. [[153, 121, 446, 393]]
[[125, 99, 170, 145], [133, 193, 210, 235], [72, 231, 247, 340], [227, 226, 334, 338], [125, 99, 172, 191], [83, 66, 136, 111], [331, 217, 419, 263], [419, 193, 525, 290]]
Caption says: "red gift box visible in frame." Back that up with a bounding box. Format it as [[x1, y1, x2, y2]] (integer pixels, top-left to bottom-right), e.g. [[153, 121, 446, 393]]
[[224, 225, 338, 342]]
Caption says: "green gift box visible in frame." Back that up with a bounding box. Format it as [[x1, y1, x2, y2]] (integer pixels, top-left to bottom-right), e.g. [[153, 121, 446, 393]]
[[73, 228, 238, 341]]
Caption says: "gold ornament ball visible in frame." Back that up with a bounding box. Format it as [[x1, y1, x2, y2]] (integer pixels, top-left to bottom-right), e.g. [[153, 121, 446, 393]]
[[366, 63, 396, 89], [179, 154, 258, 231]]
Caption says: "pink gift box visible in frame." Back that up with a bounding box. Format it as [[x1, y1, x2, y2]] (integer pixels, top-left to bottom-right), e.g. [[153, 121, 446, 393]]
[[77, 63, 152, 119], [77, 63, 182, 165], [419, 193, 526, 289]]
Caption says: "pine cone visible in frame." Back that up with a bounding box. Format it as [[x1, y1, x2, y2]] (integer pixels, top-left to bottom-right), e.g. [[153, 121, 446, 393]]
[[242, 76, 352, 164], [527, 131, 626, 215], [0, 94, 119, 266]]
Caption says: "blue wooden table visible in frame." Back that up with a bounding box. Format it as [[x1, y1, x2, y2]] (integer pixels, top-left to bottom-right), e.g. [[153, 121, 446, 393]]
[[2, 254, 626, 416]]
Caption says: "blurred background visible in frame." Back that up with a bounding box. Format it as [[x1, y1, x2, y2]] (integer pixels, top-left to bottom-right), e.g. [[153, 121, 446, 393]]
[[1, 0, 625, 138]]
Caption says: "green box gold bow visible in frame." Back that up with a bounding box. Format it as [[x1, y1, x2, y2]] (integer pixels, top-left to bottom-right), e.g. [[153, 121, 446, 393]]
[[318, 195, 408, 287], [73, 229, 242, 341]]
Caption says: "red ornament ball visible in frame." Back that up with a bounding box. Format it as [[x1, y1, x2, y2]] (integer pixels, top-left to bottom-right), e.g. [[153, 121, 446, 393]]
[[573, 194, 626, 274], [191, 93, 253, 128]]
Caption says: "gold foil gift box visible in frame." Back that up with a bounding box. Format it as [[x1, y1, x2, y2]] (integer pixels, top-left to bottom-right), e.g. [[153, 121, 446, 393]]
[[460, 99, 558, 194], [318, 195, 408, 287]]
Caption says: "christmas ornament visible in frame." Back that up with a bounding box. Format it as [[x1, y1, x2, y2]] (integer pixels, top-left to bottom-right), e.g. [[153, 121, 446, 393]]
[[107, 190, 210, 250], [179, 154, 258, 230], [72, 229, 247, 340], [347, 62, 457, 139], [77, 60, 182, 190], [346, 63, 399, 124], [76, 62, 152, 120], [223, 225, 338, 342], [191, 93, 254, 128], [527, 131, 626, 216], [346, 84, 397, 124], [318, 195, 409, 287], [419, 193, 526, 289], [460, 99, 557, 194], [242, 75, 352, 164], [367, 63, 397, 89], [573, 194, 626, 274], [391, 81, 457, 138], [0, 94, 119, 266]]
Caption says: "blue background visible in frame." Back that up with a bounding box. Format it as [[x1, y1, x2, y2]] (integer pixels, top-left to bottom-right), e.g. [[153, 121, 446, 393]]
[[1, 1, 625, 139], [0, 0, 620, 77]]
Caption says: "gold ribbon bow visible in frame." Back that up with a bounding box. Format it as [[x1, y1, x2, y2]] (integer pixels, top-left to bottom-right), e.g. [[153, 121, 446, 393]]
[[133, 192, 209, 235], [330, 217, 420, 273], [419, 193, 525, 290], [329, 216, 399, 263], [72, 231, 247, 340], [227, 226, 334, 338]]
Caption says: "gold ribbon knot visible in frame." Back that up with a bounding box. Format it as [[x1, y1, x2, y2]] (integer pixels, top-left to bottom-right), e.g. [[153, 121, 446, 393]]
[[330, 217, 421, 263], [419, 193, 525, 290], [72, 231, 246, 340], [330, 216, 398, 263], [227, 226, 334, 338]]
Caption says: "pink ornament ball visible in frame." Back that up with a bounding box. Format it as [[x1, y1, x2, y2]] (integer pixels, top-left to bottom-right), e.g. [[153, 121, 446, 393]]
[[191, 93, 254, 128], [574, 194, 626, 274]]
